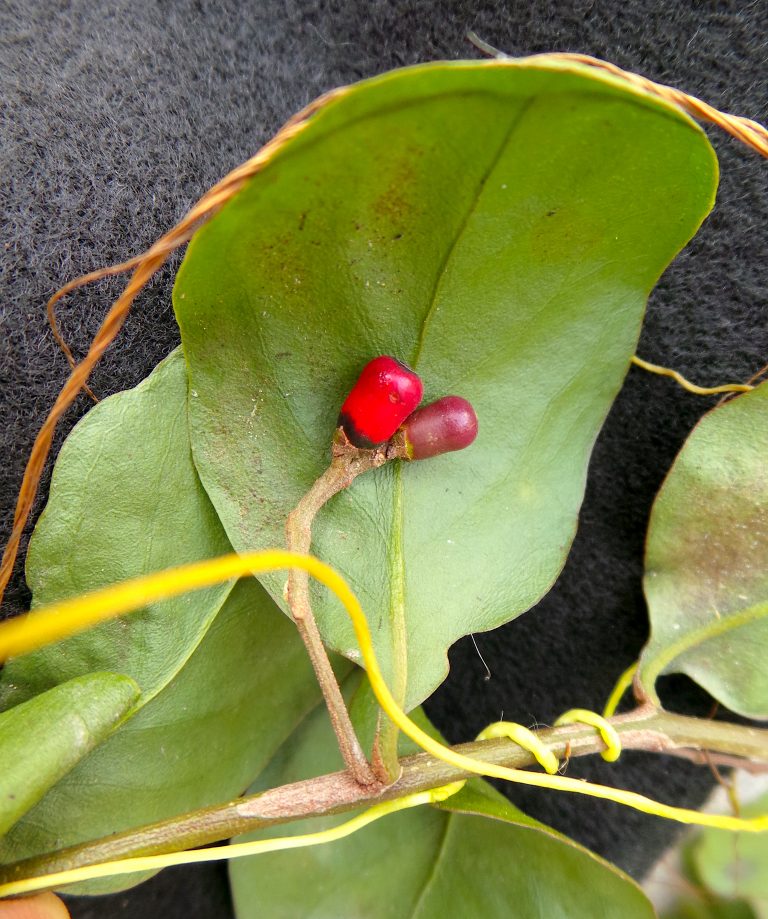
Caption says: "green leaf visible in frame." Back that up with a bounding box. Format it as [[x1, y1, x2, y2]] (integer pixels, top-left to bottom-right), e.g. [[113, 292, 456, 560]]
[[230, 688, 655, 919], [661, 895, 760, 919], [0, 578, 324, 894], [174, 59, 717, 710], [0, 672, 139, 838], [639, 382, 768, 717], [0, 349, 234, 712], [689, 789, 768, 906], [425, 782, 654, 919], [0, 350, 329, 892]]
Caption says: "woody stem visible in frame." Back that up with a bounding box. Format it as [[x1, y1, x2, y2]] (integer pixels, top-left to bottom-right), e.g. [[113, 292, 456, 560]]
[[285, 437, 390, 786]]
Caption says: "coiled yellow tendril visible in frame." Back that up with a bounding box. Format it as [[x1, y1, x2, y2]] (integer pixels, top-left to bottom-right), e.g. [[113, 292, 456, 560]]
[[475, 721, 560, 774], [555, 709, 622, 762], [0, 550, 766, 899]]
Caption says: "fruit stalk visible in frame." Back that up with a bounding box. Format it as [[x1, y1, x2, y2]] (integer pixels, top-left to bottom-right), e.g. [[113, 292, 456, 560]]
[[285, 434, 390, 786]]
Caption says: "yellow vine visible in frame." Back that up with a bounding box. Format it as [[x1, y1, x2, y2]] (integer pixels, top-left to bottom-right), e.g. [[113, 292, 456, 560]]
[[603, 663, 639, 718], [630, 356, 753, 396], [1, 550, 767, 898], [0, 783, 465, 899]]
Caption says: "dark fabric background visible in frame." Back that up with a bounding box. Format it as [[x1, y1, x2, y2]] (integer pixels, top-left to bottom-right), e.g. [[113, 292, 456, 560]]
[[1, 1, 766, 916]]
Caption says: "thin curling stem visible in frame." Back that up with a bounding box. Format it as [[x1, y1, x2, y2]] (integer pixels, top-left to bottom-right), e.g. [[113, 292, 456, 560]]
[[476, 722, 559, 774], [467, 36, 768, 159], [543, 52, 768, 158], [555, 710, 622, 762], [631, 355, 754, 396]]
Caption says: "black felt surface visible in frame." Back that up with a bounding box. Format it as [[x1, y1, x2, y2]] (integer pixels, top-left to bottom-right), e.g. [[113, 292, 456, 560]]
[[1, 1, 766, 916]]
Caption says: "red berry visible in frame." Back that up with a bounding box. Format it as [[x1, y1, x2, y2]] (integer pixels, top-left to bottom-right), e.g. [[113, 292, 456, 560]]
[[401, 396, 478, 460], [338, 356, 423, 448]]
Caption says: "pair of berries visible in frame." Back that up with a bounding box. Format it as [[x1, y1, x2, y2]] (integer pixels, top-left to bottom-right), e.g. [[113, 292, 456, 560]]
[[338, 355, 478, 459]]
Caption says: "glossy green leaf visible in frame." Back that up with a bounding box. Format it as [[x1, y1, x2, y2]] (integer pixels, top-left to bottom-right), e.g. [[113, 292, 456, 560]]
[[0, 350, 328, 892], [0, 349, 234, 713], [639, 382, 768, 717], [0, 672, 138, 837], [174, 59, 717, 710], [230, 686, 654, 919]]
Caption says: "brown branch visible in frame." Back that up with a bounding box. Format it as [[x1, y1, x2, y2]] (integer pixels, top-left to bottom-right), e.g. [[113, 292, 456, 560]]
[[3, 705, 768, 892]]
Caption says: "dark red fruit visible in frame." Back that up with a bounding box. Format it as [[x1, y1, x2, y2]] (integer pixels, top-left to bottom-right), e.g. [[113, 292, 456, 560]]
[[338, 356, 423, 448], [401, 396, 478, 460]]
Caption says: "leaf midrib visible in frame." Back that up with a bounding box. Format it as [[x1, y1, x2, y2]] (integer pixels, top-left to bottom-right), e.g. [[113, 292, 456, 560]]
[[408, 96, 536, 371], [408, 810, 453, 917], [391, 97, 537, 704]]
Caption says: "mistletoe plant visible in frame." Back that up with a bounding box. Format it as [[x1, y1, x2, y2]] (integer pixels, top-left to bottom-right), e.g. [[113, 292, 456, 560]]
[[0, 54, 767, 917]]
